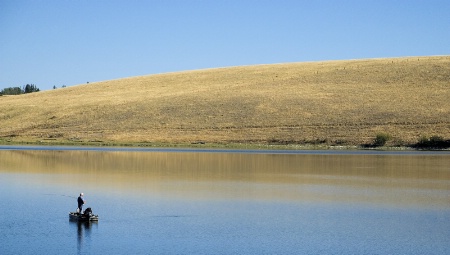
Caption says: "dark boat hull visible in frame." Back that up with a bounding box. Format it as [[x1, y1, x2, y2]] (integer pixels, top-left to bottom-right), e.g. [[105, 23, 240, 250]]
[[69, 212, 99, 221]]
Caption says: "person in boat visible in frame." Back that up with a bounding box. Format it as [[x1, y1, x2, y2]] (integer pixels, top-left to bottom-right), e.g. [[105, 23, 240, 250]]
[[77, 193, 85, 213]]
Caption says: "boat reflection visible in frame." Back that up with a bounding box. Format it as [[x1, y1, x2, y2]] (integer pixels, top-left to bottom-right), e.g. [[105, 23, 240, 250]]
[[69, 220, 97, 252]]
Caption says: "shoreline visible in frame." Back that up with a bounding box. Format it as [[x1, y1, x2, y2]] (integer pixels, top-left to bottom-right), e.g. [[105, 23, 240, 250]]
[[0, 141, 448, 154]]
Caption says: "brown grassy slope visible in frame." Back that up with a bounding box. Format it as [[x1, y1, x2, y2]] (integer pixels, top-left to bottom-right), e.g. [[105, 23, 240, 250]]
[[1, 56, 449, 146]]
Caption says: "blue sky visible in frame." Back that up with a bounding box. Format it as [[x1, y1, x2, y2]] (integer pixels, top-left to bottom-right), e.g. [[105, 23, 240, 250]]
[[1, 0, 449, 91]]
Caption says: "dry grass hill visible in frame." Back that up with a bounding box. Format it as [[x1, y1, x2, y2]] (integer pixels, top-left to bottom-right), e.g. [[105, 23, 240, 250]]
[[1, 56, 449, 148]]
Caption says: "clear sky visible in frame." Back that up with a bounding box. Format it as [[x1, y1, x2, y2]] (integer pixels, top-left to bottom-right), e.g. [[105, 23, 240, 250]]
[[1, 0, 449, 91]]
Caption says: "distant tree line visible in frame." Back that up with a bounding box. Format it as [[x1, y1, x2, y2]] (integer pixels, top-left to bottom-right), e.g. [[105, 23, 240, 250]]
[[0, 84, 40, 96]]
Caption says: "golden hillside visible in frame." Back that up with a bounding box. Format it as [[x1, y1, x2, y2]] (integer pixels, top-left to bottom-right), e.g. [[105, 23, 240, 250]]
[[1, 56, 449, 147]]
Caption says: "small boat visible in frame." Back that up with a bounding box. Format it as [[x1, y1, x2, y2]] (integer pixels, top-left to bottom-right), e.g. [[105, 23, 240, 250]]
[[69, 207, 99, 221]]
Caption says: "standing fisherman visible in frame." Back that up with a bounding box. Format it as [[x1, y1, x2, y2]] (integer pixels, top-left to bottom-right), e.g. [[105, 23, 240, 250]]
[[77, 193, 85, 213]]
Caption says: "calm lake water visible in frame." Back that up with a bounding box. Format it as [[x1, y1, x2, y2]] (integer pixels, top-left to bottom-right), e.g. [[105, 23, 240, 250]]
[[0, 146, 449, 254]]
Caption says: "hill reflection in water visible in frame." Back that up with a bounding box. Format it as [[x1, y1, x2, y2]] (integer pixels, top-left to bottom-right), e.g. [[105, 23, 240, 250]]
[[1, 150, 449, 208]]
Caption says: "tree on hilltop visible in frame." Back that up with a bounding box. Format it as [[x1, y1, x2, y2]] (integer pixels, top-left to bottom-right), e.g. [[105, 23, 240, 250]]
[[0, 87, 22, 95], [0, 84, 40, 95], [23, 84, 40, 93]]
